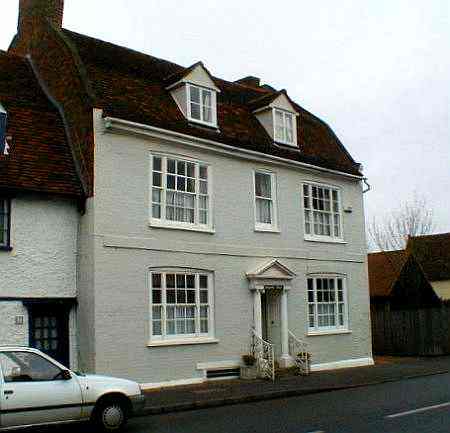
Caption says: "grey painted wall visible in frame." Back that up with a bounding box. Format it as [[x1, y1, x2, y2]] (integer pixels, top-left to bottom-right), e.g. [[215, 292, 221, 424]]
[[84, 111, 371, 383]]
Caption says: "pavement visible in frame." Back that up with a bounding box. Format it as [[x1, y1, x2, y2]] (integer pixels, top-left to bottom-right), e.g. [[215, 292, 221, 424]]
[[142, 355, 450, 415]]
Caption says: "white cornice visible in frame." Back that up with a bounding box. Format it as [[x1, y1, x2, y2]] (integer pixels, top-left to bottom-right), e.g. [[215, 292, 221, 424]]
[[103, 116, 363, 180]]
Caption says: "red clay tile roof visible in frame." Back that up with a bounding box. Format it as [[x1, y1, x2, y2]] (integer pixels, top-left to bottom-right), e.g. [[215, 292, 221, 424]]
[[62, 30, 362, 177], [0, 50, 82, 198], [408, 233, 450, 282], [368, 250, 408, 297]]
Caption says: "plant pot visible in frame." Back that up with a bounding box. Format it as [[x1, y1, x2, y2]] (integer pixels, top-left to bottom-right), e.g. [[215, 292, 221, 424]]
[[240, 365, 258, 380]]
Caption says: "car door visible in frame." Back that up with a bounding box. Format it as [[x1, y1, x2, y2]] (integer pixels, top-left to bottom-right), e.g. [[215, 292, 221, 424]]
[[0, 350, 82, 428]]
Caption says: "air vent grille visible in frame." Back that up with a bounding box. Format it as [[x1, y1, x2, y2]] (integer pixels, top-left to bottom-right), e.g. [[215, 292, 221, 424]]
[[206, 368, 240, 379]]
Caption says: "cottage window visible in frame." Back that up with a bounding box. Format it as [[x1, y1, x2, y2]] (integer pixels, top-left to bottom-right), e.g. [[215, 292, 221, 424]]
[[303, 183, 343, 242], [149, 271, 214, 343], [0, 198, 11, 250], [307, 275, 348, 333], [187, 84, 217, 127], [254, 171, 278, 231], [274, 109, 295, 145], [151, 155, 211, 232]]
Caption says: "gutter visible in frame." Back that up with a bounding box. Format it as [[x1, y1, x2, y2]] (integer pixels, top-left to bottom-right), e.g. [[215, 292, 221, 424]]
[[103, 117, 364, 181], [363, 178, 371, 194]]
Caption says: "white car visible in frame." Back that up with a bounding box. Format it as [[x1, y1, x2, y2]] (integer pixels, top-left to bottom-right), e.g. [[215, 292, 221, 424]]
[[0, 347, 145, 431]]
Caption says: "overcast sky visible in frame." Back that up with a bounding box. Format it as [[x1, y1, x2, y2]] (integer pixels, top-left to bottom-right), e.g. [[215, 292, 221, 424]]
[[1, 0, 449, 233]]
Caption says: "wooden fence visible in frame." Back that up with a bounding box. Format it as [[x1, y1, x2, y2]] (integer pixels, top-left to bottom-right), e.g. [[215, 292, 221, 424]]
[[371, 306, 450, 356]]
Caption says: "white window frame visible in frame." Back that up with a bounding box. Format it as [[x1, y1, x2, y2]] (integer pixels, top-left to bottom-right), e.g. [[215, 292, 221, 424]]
[[186, 84, 218, 128], [307, 274, 349, 335], [253, 170, 279, 232], [150, 154, 214, 233], [148, 269, 216, 346], [273, 109, 296, 146], [302, 182, 344, 243]]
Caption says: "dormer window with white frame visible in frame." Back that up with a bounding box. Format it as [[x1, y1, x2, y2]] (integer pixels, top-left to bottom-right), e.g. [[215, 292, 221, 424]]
[[252, 91, 298, 148], [187, 84, 217, 127], [166, 62, 220, 129], [274, 109, 295, 146]]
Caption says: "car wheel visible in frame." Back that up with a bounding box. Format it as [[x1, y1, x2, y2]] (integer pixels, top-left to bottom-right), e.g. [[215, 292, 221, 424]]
[[93, 398, 128, 432]]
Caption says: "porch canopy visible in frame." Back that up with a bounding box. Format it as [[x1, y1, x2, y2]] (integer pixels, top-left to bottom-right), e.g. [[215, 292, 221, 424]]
[[246, 259, 296, 367]]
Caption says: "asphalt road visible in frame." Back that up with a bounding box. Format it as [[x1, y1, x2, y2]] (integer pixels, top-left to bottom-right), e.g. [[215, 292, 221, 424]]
[[23, 372, 450, 433]]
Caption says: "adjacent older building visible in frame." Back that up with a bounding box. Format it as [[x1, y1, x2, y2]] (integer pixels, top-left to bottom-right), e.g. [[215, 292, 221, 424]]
[[0, 50, 82, 368], [3, 0, 373, 385], [368, 233, 450, 356]]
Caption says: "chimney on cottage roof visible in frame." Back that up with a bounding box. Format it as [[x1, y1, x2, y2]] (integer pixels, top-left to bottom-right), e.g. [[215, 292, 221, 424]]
[[18, 0, 65, 32]]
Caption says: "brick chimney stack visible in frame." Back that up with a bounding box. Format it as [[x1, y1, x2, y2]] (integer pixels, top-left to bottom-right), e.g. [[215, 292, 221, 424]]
[[18, 0, 65, 32]]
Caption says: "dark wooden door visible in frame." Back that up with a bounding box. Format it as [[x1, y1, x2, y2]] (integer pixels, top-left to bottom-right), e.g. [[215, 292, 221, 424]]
[[29, 306, 70, 367]]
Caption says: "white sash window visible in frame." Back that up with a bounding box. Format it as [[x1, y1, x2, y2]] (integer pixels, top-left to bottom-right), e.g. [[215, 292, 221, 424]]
[[303, 183, 343, 242], [254, 171, 278, 232], [151, 155, 212, 232], [307, 275, 348, 333], [150, 270, 214, 344]]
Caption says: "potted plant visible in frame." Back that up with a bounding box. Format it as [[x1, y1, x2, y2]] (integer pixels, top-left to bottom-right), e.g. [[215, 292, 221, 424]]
[[240, 354, 257, 379]]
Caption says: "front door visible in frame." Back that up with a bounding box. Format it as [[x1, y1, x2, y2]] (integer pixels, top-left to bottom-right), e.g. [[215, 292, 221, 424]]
[[261, 291, 282, 360], [29, 306, 70, 367], [0, 350, 82, 428]]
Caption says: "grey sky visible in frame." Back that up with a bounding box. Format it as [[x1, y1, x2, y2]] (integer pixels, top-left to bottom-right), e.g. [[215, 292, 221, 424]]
[[2, 0, 449, 232]]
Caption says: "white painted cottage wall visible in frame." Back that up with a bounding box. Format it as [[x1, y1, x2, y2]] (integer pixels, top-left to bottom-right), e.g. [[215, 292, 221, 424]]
[[0, 193, 79, 369], [0, 194, 78, 298]]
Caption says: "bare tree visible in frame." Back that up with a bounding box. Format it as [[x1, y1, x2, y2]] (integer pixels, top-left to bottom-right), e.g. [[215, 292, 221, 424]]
[[368, 194, 435, 252]]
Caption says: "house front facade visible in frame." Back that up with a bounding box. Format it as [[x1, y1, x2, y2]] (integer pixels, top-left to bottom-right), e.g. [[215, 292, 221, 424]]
[[90, 112, 372, 385], [6, 0, 373, 385], [0, 50, 82, 369]]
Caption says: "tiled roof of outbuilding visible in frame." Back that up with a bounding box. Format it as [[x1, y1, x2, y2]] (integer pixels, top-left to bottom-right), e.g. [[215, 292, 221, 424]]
[[62, 30, 362, 177], [0, 51, 82, 197], [408, 233, 450, 282], [368, 250, 408, 297]]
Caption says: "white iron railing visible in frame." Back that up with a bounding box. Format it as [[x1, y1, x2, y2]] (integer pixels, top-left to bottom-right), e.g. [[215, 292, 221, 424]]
[[288, 330, 310, 375], [250, 328, 275, 381]]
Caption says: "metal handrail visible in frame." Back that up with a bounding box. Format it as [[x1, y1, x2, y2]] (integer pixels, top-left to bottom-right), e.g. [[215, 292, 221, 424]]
[[288, 330, 310, 375], [250, 328, 275, 381]]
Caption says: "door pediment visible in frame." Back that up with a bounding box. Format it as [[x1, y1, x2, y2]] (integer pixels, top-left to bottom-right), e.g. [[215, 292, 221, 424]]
[[246, 259, 296, 281]]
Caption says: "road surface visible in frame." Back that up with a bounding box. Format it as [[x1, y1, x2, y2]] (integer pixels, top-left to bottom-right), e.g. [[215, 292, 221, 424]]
[[25, 372, 450, 432]]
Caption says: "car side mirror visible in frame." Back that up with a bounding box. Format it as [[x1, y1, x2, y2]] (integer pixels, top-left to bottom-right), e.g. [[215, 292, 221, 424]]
[[61, 370, 72, 380]]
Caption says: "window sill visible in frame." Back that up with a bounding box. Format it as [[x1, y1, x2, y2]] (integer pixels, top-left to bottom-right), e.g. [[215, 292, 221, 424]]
[[307, 329, 351, 336], [304, 235, 347, 244], [0, 245, 12, 252], [254, 226, 280, 233], [187, 118, 219, 130], [274, 140, 297, 148], [149, 220, 215, 234], [147, 337, 219, 347]]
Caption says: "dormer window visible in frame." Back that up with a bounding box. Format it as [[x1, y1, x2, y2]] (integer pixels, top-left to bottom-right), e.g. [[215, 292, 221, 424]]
[[166, 62, 219, 129], [187, 84, 216, 126], [251, 90, 298, 148], [274, 109, 294, 145]]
